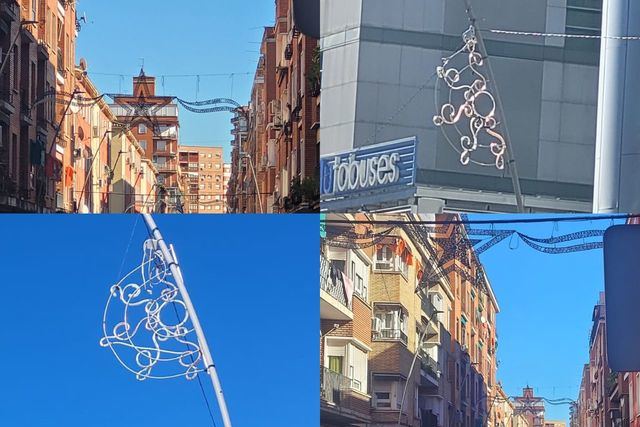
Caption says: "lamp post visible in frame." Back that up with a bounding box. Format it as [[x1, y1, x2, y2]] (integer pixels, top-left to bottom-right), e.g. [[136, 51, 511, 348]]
[[241, 151, 264, 214], [142, 215, 232, 427]]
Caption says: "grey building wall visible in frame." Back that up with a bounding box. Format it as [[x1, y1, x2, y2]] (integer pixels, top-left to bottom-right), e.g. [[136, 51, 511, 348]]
[[320, 0, 601, 212]]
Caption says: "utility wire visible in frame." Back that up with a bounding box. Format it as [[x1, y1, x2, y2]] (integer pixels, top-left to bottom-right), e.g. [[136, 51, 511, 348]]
[[324, 214, 637, 226], [485, 28, 640, 41]]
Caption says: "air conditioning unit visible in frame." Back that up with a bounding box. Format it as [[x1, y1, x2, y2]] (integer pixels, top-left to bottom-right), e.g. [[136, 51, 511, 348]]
[[372, 318, 382, 333], [273, 113, 283, 129], [268, 99, 281, 117]]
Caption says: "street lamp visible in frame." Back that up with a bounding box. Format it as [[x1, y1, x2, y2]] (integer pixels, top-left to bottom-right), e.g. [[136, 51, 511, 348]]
[[240, 151, 264, 214]]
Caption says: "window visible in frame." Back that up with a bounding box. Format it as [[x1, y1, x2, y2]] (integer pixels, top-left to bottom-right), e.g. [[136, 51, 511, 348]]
[[157, 140, 167, 151], [376, 245, 394, 270], [328, 356, 343, 374], [139, 140, 147, 150], [355, 274, 367, 301], [139, 124, 147, 134], [566, 0, 602, 52], [374, 306, 408, 343], [375, 392, 391, 408], [373, 379, 402, 409]]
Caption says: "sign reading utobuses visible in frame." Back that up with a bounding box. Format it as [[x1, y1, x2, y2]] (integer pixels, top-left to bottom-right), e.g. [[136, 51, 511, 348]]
[[320, 137, 417, 200]]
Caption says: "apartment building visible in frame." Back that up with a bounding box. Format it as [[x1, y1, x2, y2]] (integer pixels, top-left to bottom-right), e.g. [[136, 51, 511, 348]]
[[107, 123, 155, 213], [178, 145, 225, 214], [271, 0, 320, 213], [110, 70, 183, 213], [514, 387, 546, 427], [321, 213, 501, 427], [227, 107, 248, 213], [228, 0, 320, 214], [0, 0, 77, 212], [72, 63, 111, 213], [574, 285, 640, 427], [495, 385, 530, 427], [320, 216, 373, 426], [222, 162, 230, 212]]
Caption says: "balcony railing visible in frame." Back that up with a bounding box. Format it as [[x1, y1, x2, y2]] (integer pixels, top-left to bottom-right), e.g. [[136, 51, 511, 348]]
[[421, 296, 438, 319], [420, 353, 440, 379], [373, 329, 408, 345], [321, 367, 365, 408], [320, 255, 350, 309]]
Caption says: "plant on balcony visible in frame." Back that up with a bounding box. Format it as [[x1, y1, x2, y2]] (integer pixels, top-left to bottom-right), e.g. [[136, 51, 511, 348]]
[[290, 176, 320, 207], [307, 46, 322, 97]]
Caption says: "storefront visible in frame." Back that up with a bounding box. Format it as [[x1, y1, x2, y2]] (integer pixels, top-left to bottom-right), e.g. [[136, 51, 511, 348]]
[[320, 137, 418, 212]]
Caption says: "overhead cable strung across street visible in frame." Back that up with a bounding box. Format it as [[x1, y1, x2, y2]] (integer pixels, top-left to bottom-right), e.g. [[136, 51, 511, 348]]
[[485, 29, 640, 41]]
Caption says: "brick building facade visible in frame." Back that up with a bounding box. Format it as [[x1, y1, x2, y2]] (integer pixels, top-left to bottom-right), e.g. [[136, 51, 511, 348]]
[[111, 70, 183, 213], [228, 0, 320, 213], [179, 145, 225, 214], [321, 214, 502, 427], [0, 0, 77, 212]]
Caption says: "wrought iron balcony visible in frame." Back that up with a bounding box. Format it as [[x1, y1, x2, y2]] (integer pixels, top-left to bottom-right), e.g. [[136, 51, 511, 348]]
[[373, 329, 408, 345], [320, 254, 350, 310], [320, 366, 367, 409], [421, 296, 438, 320], [420, 352, 440, 380]]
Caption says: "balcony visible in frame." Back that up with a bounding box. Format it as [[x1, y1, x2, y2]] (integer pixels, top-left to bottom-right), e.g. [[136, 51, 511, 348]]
[[154, 163, 178, 173], [320, 367, 371, 425], [0, 0, 19, 23], [373, 329, 408, 345], [0, 90, 15, 115], [320, 254, 352, 321], [421, 296, 438, 320], [419, 353, 440, 387]]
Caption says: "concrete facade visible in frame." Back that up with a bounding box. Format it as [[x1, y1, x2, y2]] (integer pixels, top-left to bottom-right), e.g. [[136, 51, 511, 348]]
[[319, 0, 602, 213], [178, 145, 225, 214]]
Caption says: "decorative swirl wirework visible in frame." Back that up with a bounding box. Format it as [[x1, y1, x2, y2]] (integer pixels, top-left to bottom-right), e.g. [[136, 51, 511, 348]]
[[100, 239, 204, 381], [433, 26, 507, 170]]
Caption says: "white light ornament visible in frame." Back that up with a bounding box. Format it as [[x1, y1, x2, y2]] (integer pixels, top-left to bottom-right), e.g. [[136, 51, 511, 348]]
[[433, 26, 507, 170], [100, 238, 204, 381]]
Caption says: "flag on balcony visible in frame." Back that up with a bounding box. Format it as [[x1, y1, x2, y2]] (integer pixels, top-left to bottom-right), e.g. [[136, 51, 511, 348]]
[[341, 271, 353, 307], [64, 166, 74, 186]]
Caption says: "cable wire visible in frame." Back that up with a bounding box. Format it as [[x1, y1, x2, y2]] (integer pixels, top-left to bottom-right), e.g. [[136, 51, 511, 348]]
[[324, 214, 636, 226]]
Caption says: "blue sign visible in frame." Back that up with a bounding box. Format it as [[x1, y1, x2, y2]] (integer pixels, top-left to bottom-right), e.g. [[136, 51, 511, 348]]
[[320, 137, 417, 199]]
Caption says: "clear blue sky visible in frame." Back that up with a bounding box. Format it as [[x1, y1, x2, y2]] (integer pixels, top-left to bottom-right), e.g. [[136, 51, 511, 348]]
[[0, 215, 319, 427], [76, 1, 274, 162], [468, 215, 625, 423]]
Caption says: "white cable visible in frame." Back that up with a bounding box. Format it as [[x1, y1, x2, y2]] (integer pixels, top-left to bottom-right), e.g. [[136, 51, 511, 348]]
[[487, 29, 640, 40]]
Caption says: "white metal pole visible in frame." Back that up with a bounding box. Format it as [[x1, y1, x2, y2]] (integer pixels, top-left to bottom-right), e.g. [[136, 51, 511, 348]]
[[593, 0, 640, 213], [142, 214, 232, 427]]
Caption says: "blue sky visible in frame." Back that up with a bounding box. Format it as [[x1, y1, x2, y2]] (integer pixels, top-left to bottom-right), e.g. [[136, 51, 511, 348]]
[[468, 215, 624, 423], [0, 215, 319, 427], [76, 1, 274, 162]]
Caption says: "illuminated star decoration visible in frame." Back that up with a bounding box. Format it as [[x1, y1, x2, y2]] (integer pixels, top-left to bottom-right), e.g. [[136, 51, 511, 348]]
[[100, 239, 205, 381], [105, 92, 176, 137], [433, 26, 507, 170]]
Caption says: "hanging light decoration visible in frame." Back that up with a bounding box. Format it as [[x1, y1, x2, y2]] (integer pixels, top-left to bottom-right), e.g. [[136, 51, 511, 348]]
[[100, 238, 204, 381], [433, 26, 507, 170]]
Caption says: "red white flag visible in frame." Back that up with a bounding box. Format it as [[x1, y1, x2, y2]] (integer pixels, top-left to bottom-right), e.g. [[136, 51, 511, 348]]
[[341, 272, 354, 307]]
